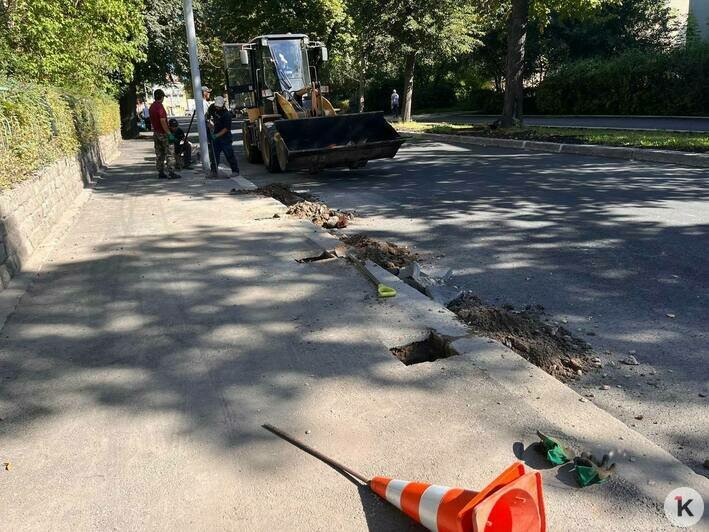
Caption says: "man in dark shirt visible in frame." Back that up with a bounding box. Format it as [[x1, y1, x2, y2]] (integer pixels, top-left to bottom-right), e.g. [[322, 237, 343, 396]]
[[149, 89, 180, 179], [168, 118, 192, 169], [209, 96, 239, 178]]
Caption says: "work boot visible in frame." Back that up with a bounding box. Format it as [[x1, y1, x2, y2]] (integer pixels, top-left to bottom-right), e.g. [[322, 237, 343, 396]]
[[158, 172, 168, 179], [168, 172, 182, 179], [231, 169, 239, 177]]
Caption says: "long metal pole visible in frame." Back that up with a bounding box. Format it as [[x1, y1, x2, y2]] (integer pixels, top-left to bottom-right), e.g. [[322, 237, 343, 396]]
[[262, 424, 369, 484], [183, 0, 210, 174]]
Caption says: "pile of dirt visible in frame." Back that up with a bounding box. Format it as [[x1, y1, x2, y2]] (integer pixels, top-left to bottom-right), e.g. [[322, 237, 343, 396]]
[[239, 183, 352, 228], [255, 183, 317, 206], [286, 201, 351, 228], [341, 234, 417, 273], [448, 292, 592, 380]]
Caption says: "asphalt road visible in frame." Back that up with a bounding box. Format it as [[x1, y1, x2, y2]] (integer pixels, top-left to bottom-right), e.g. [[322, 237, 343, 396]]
[[244, 136, 709, 475], [413, 113, 709, 132]]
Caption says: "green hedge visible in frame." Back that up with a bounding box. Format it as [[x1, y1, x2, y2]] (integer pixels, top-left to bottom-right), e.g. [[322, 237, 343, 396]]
[[537, 44, 709, 116], [0, 79, 120, 190]]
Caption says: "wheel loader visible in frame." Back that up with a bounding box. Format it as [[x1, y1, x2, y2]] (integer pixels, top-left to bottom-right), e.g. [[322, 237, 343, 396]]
[[223, 34, 405, 173]]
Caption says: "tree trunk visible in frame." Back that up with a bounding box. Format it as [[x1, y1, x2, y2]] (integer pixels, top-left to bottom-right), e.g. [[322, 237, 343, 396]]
[[119, 82, 139, 139], [502, 0, 529, 127], [401, 52, 416, 123], [358, 53, 366, 113]]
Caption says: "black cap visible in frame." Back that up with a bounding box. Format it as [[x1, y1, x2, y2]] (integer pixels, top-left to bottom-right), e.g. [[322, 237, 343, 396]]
[[168, 118, 179, 127]]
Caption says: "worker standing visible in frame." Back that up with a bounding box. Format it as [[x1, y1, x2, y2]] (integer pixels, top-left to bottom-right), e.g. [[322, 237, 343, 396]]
[[391, 89, 399, 119], [149, 89, 181, 179], [201, 85, 218, 169], [201, 85, 212, 117], [142, 100, 151, 131], [209, 96, 239, 178]]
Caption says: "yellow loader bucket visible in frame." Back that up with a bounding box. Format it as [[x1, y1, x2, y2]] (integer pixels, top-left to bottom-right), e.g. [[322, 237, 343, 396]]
[[273, 112, 405, 172]]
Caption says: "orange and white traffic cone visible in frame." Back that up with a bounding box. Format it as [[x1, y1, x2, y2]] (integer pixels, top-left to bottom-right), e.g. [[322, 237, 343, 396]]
[[263, 425, 546, 532], [370, 461, 545, 532]]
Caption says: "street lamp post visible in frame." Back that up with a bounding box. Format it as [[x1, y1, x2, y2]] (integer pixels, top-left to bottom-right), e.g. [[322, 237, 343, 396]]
[[183, 0, 210, 174]]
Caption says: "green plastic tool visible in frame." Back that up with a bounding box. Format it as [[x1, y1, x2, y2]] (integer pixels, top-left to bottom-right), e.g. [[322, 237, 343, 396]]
[[348, 252, 397, 298]]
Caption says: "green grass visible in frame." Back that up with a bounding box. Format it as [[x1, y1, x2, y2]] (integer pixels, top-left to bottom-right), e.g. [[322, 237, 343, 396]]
[[394, 121, 709, 153], [396, 121, 471, 134]]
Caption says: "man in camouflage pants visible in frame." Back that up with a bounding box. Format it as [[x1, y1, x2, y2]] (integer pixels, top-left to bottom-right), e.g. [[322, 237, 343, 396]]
[[149, 89, 180, 179]]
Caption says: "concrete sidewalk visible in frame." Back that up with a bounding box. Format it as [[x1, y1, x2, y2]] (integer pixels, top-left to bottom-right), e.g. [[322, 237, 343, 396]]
[[0, 138, 706, 530]]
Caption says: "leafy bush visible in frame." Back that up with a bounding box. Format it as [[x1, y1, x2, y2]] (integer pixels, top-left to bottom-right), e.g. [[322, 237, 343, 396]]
[[537, 44, 709, 115], [0, 78, 120, 190], [336, 99, 351, 113]]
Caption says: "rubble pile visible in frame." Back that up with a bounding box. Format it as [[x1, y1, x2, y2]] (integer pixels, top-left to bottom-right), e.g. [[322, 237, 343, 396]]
[[448, 292, 593, 380], [341, 234, 417, 273], [286, 201, 351, 228]]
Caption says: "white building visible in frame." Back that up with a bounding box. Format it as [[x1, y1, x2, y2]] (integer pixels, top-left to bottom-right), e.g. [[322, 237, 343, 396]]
[[671, 0, 709, 41], [144, 79, 190, 117]]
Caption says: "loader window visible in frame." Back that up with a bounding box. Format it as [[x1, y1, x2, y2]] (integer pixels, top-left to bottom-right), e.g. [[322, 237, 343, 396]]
[[267, 39, 310, 92], [223, 44, 255, 108]]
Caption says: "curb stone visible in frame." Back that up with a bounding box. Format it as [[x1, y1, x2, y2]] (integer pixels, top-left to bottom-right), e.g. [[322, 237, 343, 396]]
[[524, 140, 563, 153], [402, 131, 709, 168], [230, 175, 257, 190]]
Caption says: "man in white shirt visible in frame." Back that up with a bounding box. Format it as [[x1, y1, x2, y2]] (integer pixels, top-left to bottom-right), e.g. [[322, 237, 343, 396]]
[[391, 89, 400, 118], [201, 85, 212, 117]]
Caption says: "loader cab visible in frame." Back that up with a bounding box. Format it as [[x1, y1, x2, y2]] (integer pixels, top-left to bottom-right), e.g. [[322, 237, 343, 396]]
[[224, 34, 313, 117], [264, 37, 311, 93]]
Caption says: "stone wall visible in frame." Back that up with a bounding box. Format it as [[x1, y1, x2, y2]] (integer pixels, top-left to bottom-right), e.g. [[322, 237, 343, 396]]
[[0, 130, 121, 289]]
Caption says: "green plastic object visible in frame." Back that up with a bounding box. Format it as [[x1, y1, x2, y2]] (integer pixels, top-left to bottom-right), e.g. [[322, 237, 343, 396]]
[[574, 453, 616, 487], [167, 133, 176, 142], [575, 464, 604, 487], [377, 283, 397, 298], [537, 430, 575, 465]]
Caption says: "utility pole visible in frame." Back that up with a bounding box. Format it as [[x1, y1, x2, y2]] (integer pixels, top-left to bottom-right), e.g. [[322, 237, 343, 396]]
[[183, 0, 210, 174]]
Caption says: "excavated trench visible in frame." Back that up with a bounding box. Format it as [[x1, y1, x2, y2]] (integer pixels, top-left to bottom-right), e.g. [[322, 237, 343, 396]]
[[340, 234, 416, 274], [247, 182, 596, 381], [239, 183, 352, 227], [389, 333, 457, 366], [295, 251, 336, 263]]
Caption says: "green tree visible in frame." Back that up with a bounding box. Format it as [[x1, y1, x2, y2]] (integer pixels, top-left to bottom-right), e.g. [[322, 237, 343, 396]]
[[119, 0, 191, 137], [186, 0, 351, 116], [385, 0, 481, 121], [337, 0, 389, 112], [493, 0, 621, 127], [0, 0, 146, 94], [528, 0, 680, 76]]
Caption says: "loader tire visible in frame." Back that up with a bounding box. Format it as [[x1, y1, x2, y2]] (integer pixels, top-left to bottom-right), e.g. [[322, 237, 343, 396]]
[[243, 123, 262, 163], [261, 127, 281, 173]]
